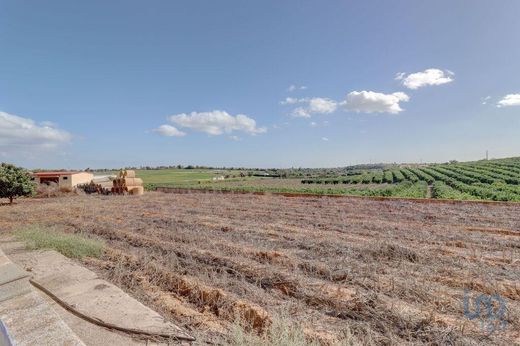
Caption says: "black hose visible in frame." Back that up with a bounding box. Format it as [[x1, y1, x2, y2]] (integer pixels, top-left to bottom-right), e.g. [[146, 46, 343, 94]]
[[29, 279, 196, 342]]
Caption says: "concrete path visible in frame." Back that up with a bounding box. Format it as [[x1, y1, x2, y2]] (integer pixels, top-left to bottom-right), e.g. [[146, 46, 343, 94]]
[[0, 239, 194, 345], [0, 249, 85, 346]]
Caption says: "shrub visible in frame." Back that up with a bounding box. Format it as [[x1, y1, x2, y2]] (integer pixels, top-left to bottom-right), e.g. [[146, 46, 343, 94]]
[[0, 163, 35, 204], [391, 170, 405, 183], [382, 170, 394, 184]]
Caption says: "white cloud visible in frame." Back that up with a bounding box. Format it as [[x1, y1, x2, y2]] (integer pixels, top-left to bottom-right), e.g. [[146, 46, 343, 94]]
[[345, 91, 410, 114], [497, 94, 520, 107], [288, 97, 337, 118], [152, 124, 186, 137], [229, 135, 241, 141], [291, 107, 311, 118], [398, 68, 454, 89], [481, 96, 491, 105], [308, 97, 337, 114], [287, 84, 307, 92], [280, 97, 301, 105], [309, 121, 317, 127], [0, 111, 72, 149], [321, 137, 329, 141], [168, 110, 266, 135], [395, 72, 406, 80]]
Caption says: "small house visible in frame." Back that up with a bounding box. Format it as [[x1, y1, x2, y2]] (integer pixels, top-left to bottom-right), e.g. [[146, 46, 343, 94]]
[[32, 171, 94, 192]]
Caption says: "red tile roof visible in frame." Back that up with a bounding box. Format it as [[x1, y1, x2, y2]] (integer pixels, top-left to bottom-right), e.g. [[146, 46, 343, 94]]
[[32, 171, 84, 177]]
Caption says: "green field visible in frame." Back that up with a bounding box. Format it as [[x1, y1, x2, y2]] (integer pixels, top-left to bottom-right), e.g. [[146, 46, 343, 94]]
[[300, 157, 520, 201], [133, 169, 247, 190], [127, 157, 520, 201], [138, 169, 220, 185]]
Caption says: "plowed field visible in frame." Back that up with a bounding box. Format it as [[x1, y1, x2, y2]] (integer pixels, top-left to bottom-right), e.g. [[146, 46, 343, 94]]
[[1, 191, 519, 345]]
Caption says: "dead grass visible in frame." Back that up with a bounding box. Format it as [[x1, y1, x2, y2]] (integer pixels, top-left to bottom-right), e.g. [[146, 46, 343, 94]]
[[227, 313, 317, 346], [1, 192, 519, 345]]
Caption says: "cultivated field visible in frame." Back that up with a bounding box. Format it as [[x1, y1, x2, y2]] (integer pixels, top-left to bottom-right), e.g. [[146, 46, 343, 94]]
[[1, 192, 519, 345], [125, 157, 520, 202], [301, 158, 520, 201]]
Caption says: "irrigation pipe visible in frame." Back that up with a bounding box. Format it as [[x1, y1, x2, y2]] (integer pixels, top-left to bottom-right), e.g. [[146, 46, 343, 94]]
[[29, 279, 196, 342]]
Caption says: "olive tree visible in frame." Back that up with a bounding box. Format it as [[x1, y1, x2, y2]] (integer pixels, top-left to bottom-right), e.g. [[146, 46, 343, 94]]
[[0, 163, 35, 204]]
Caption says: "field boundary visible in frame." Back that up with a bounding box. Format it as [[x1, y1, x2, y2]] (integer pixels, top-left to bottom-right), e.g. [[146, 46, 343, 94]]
[[155, 187, 520, 206]]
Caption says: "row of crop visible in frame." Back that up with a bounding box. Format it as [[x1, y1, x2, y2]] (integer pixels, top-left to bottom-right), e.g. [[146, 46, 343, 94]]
[[391, 170, 405, 183], [407, 168, 435, 184], [459, 165, 520, 185], [302, 171, 387, 184], [418, 167, 519, 201], [427, 163, 520, 188], [301, 179, 345, 185], [383, 170, 393, 183], [431, 181, 479, 200], [303, 167, 451, 186], [470, 164, 520, 182], [480, 163, 520, 178], [432, 165, 495, 184], [393, 181, 428, 198], [445, 165, 495, 184], [341, 181, 427, 198], [474, 182, 520, 194], [487, 162, 520, 175], [428, 166, 480, 185], [400, 169, 419, 182]]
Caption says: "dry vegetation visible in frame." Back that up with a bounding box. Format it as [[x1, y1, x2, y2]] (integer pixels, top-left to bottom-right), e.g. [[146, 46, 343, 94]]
[[1, 191, 519, 345]]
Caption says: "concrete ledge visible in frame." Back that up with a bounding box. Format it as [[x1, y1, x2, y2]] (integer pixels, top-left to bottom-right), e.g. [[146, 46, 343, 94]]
[[0, 249, 85, 346], [0, 263, 30, 303], [10, 250, 192, 340]]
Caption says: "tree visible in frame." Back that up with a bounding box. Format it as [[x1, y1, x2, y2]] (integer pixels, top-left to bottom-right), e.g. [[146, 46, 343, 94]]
[[0, 163, 35, 204]]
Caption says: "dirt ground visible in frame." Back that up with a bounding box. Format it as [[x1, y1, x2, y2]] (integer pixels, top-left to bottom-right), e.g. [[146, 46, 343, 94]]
[[1, 191, 519, 345]]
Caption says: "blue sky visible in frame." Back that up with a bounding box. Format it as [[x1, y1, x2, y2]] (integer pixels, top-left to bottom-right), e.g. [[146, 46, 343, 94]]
[[1, 1, 519, 169]]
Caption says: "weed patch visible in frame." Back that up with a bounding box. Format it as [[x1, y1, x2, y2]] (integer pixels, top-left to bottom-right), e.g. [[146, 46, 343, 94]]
[[15, 225, 104, 259]]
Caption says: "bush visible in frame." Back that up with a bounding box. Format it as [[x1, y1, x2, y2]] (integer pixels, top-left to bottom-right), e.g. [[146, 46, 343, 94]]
[[0, 163, 35, 204], [391, 170, 405, 183], [382, 170, 394, 184]]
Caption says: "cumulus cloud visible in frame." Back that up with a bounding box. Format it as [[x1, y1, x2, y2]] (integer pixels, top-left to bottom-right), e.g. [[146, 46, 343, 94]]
[[482, 96, 492, 105], [497, 94, 520, 107], [286, 97, 337, 118], [152, 124, 186, 137], [168, 110, 266, 135], [397, 68, 454, 89], [0, 111, 72, 149], [344, 91, 410, 114], [308, 98, 337, 114]]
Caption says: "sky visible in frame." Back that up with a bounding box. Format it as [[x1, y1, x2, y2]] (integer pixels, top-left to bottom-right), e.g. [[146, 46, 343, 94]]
[[1, 1, 520, 169]]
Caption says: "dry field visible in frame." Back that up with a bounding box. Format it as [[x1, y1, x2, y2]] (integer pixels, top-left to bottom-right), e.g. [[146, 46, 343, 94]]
[[1, 191, 519, 345]]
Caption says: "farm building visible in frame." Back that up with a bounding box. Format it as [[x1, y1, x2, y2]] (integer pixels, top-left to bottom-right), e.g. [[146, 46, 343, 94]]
[[32, 171, 94, 191]]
